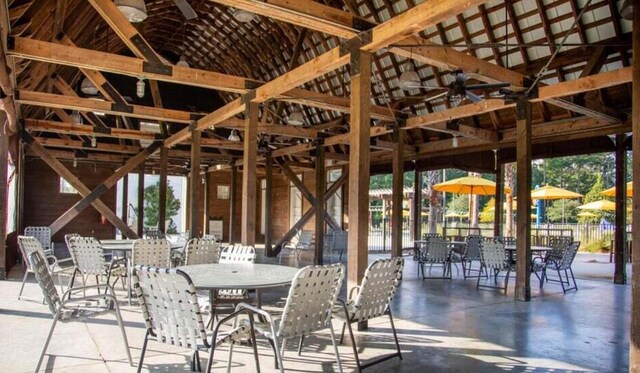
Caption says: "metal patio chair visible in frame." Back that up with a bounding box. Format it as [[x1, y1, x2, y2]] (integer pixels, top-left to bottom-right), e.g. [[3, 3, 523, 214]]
[[66, 236, 126, 292], [534, 241, 580, 293], [332, 229, 348, 261], [128, 239, 172, 304], [237, 264, 345, 373], [279, 230, 314, 264], [184, 238, 220, 266], [477, 240, 512, 294], [133, 265, 260, 372], [25, 226, 53, 255], [333, 257, 404, 370], [419, 235, 452, 279], [17, 235, 72, 300], [28, 251, 132, 372], [209, 245, 257, 322], [459, 234, 484, 279]]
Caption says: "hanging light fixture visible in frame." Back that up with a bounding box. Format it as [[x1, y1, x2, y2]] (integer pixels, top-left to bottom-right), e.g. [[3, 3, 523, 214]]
[[90, 135, 97, 148], [620, 0, 633, 20], [228, 129, 241, 142], [452, 135, 458, 148], [398, 63, 421, 91], [176, 55, 190, 67], [70, 110, 83, 124], [115, 0, 148, 23], [136, 78, 146, 98], [232, 8, 256, 23], [287, 108, 304, 126], [80, 77, 99, 95]]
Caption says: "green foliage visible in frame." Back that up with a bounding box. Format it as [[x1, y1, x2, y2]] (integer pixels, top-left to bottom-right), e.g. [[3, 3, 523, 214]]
[[531, 154, 616, 195], [578, 174, 609, 223], [545, 199, 580, 223], [581, 232, 613, 253], [479, 197, 495, 223], [142, 181, 181, 233], [447, 194, 469, 214]]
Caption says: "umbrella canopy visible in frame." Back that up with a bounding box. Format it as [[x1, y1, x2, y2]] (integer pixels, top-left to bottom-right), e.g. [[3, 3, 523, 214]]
[[433, 176, 512, 195], [577, 200, 616, 211], [530, 185, 583, 200], [601, 182, 633, 198], [577, 211, 598, 217], [445, 211, 469, 218]]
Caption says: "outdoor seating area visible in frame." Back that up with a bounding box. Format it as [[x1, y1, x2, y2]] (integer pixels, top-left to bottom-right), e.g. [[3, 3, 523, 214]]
[[0, 0, 639, 372]]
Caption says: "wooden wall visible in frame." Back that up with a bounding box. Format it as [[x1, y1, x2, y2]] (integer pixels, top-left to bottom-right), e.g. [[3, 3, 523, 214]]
[[22, 158, 117, 245]]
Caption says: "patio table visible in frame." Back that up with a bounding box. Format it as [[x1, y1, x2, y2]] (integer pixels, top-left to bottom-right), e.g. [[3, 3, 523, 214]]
[[504, 245, 553, 265]]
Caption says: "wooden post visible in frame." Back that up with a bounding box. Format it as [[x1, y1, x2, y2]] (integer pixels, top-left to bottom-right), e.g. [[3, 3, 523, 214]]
[[515, 97, 532, 302], [494, 160, 504, 237], [0, 131, 8, 279], [158, 146, 168, 234], [203, 172, 209, 235], [315, 138, 326, 264], [121, 173, 128, 228], [614, 134, 627, 285], [412, 170, 422, 241], [391, 125, 404, 257], [137, 162, 145, 237], [265, 153, 273, 255], [241, 98, 258, 246], [630, 6, 640, 370], [347, 48, 371, 289], [229, 165, 237, 244], [189, 126, 201, 239]]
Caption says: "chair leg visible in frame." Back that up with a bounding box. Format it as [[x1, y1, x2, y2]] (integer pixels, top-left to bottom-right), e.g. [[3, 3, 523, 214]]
[[388, 310, 402, 360], [340, 322, 347, 344], [297, 335, 304, 356], [569, 268, 578, 291], [272, 336, 285, 373], [328, 324, 344, 373], [558, 268, 566, 293], [504, 268, 511, 294], [137, 331, 150, 373], [345, 320, 362, 371], [111, 294, 133, 365], [35, 311, 61, 372], [17, 270, 29, 300]]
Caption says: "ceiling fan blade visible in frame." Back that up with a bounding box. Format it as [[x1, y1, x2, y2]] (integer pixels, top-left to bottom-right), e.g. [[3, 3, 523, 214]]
[[424, 91, 449, 103], [465, 82, 510, 91], [173, 0, 198, 20], [464, 91, 483, 103]]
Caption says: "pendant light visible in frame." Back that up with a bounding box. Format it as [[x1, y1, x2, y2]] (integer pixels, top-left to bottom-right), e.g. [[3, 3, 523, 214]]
[[80, 77, 99, 95], [398, 63, 421, 91], [70, 110, 83, 124], [287, 108, 304, 126], [136, 78, 146, 98], [233, 8, 256, 23], [228, 130, 241, 142], [176, 55, 189, 67], [115, 0, 148, 23]]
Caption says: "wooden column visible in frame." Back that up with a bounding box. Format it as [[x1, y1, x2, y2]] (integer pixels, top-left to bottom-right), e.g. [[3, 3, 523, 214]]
[[137, 162, 145, 237], [413, 170, 422, 241], [203, 172, 209, 234], [264, 153, 273, 255], [515, 97, 532, 302], [158, 147, 168, 234], [347, 49, 371, 289], [121, 173, 128, 227], [241, 98, 258, 246], [494, 161, 504, 237], [391, 125, 404, 257], [630, 6, 640, 370], [0, 131, 8, 279], [189, 127, 201, 239], [315, 138, 326, 264], [614, 134, 627, 285], [229, 165, 237, 244]]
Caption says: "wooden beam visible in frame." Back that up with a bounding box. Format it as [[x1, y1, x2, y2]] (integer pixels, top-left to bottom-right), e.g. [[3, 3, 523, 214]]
[[347, 49, 371, 288], [412, 170, 422, 241], [8, 36, 253, 93], [229, 165, 237, 244], [189, 127, 201, 238], [16, 90, 195, 123], [241, 100, 258, 245], [24, 119, 157, 141], [315, 138, 325, 264], [534, 67, 632, 101], [515, 98, 532, 302], [391, 125, 404, 257], [49, 142, 161, 235], [121, 173, 128, 227], [264, 153, 273, 256], [21, 130, 138, 238], [137, 161, 144, 237], [34, 136, 140, 154], [158, 146, 168, 234], [494, 163, 504, 237], [630, 6, 640, 370], [0, 131, 7, 278]]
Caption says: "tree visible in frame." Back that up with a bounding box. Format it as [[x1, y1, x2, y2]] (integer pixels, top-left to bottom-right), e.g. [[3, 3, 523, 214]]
[[578, 174, 609, 223], [142, 180, 181, 233], [546, 199, 580, 223]]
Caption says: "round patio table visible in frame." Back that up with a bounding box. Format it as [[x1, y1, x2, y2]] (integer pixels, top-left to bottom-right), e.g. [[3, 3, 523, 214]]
[[179, 263, 300, 306]]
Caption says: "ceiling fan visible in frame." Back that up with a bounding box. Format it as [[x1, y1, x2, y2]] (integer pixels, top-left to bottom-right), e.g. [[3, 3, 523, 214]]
[[172, 0, 198, 20]]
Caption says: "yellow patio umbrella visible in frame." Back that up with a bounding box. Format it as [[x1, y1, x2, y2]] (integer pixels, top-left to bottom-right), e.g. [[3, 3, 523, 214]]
[[577, 200, 616, 211], [530, 185, 583, 200], [433, 176, 512, 195], [445, 211, 469, 218], [577, 211, 598, 218], [601, 182, 633, 198]]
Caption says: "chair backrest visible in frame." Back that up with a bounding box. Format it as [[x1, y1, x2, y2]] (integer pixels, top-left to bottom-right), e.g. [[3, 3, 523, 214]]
[[184, 238, 220, 266], [202, 234, 217, 241], [425, 236, 450, 262], [219, 245, 256, 263], [67, 236, 107, 276], [133, 266, 207, 350], [298, 231, 314, 247], [27, 251, 61, 316], [479, 241, 507, 269], [465, 235, 482, 259], [278, 264, 344, 339], [144, 229, 165, 239], [495, 236, 516, 246], [24, 226, 52, 253], [351, 257, 404, 322], [132, 239, 172, 267], [332, 230, 348, 251], [547, 236, 573, 259], [18, 235, 47, 271], [553, 241, 581, 270], [64, 233, 81, 252], [422, 233, 441, 241]]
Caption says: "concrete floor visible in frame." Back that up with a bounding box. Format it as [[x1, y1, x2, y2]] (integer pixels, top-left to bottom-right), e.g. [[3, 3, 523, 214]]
[[0, 252, 630, 372]]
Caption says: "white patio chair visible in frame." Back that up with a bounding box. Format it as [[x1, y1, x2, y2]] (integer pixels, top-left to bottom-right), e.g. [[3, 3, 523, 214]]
[[279, 230, 313, 264], [17, 236, 72, 300], [184, 238, 220, 266], [25, 226, 53, 255], [66, 236, 126, 292], [237, 264, 345, 373], [210, 245, 257, 322], [460, 234, 485, 279], [332, 230, 348, 262], [477, 240, 512, 294], [332, 257, 404, 370], [420, 235, 452, 279], [28, 251, 132, 372], [133, 265, 260, 373], [128, 239, 171, 304]]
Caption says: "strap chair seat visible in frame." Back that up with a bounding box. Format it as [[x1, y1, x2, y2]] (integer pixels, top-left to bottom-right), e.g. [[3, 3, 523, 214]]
[[419, 236, 452, 279], [66, 236, 127, 292], [17, 235, 73, 301], [534, 241, 580, 293], [477, 241, 512, 294]]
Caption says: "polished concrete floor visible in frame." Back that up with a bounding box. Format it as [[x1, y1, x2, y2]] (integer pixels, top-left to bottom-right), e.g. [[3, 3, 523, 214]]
[[0, 252, 630, 372]]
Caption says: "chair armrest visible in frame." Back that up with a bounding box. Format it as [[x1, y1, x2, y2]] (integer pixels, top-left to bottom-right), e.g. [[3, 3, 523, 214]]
[[61, 283, 116, 302], [108, 257, 127, 272], [235, 302, 273, 322], [348, 286, 361, 301]]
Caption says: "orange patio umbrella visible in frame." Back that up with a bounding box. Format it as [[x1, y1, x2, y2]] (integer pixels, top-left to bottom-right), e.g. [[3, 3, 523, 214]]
[[433, 176, 512, 195], [601, 182, 633, 198]]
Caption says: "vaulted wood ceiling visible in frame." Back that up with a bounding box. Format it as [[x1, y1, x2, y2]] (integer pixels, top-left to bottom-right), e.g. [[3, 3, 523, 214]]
[[5, 0, 634, 174]]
